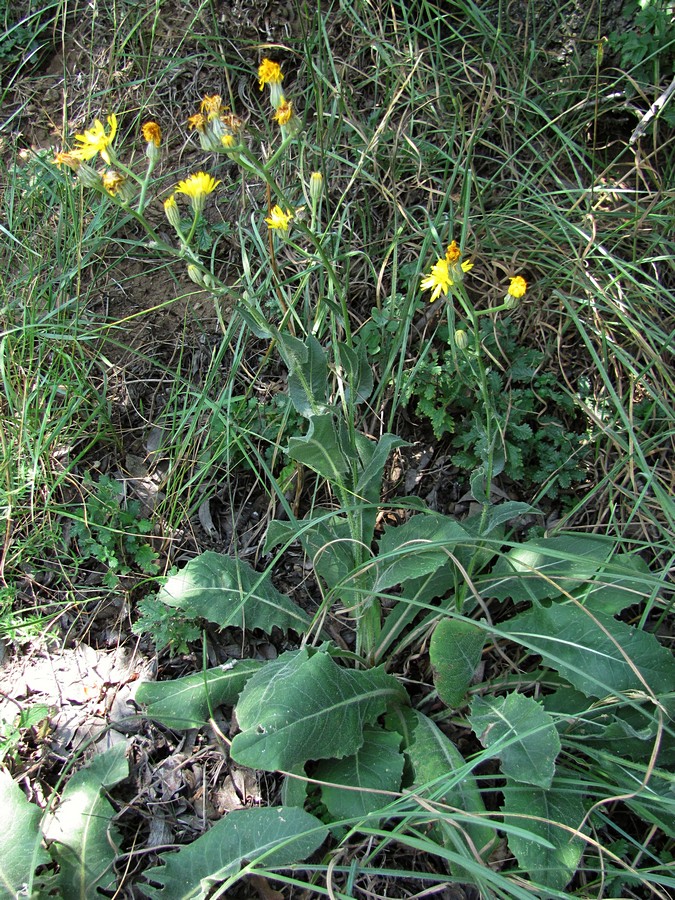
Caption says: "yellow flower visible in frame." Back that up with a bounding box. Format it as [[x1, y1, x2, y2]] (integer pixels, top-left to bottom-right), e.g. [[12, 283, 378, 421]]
[[445, 240, 461, 263], [421, 255, 473, 301], [421, 258, 452, 302], [258, 58, 283, 90], [200, 94, 224, 120], [265, 205, 293, 230], [175, 171, 220, 215], [73, 114, 118, 164], [142, 121, 162, 146], [273, 97, 293, 126], [187, 112, 207, 132], [507, 275, 527, 299], [221, 134, 236, 149]]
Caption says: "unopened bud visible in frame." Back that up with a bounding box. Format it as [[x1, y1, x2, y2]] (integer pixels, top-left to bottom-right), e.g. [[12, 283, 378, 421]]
[[164, 195, 181, 231], [186, 264, 207, 287], [454, 329, 469, 350], [309, 171, 323, 204]]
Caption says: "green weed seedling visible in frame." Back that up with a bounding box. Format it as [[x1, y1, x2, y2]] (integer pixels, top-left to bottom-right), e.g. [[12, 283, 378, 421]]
[[70, 474, 159, 589]]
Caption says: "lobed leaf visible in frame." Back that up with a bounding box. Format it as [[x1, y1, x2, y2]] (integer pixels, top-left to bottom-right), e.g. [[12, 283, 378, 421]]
[[314, 725, 405, 821], [155, 551, 310, 636], [230, 648, 408, 771], [136, 659, 263, 729], [501, 779, 585, 892], [141, 806, 327, 899], [430, 618, 485, 709], [469, 693, 560, 788]]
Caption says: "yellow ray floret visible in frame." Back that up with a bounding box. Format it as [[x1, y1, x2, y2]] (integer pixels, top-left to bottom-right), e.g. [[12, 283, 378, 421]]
[[258, 58, 283, 90], [508, 275, 527, 298], [265, 205, 293, 230], [175, 172, 221, 199], [73, 114, 118, 164]]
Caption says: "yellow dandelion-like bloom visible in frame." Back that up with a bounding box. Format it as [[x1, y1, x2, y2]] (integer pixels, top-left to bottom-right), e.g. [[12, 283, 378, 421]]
[[265, 205, 293, 230], [421, 258, 452, 302], [73, 114, 118, 164], [221, 134, 236, 149], [53, 151, 81, 171], [142, 121, 162, 146], [421, 255, 473, 302], [176, 171, 220, 215], [445, 240, 461, 263], [176, 171, 220, 199], [187, 112, 207, 132], [200, 94, 223, 120], [273, 97, 293, 126], [507, 275, 527, 298], [258, 58, 283, 90]]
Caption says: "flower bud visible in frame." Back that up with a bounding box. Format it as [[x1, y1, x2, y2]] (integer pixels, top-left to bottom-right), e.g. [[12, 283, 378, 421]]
[[309, 171, 323, 205], [186, 264, 207, 287], [454, 329, 469, 350], [164, 195, 182, 231]]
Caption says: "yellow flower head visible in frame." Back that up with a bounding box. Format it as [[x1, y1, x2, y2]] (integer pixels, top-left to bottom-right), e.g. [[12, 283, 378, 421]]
[[142, 121, 162, 146], [265, 205, 293, 231], [421, 254, 473, 302], [187, 112, 207, 132], [73, 114, 118, 164], [507, 275, 527, 299], [200, 94, 223, 120], [176, 171, 220, 215], [176, 171, 220, 199], [221, 134, 237, 149], [445, 240, 461, 263], [53, 151, 81, 171], [258, 58, 283, 90], [273, 97, 293, 126]]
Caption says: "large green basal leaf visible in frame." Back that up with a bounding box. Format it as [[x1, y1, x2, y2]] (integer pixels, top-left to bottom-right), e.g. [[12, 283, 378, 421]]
[[499, 604, 675, 699], [230, 648, 408, 771], [481, 534, 649, 609], [0, 770, 50, 897], [430, 617, 485, 709], [501, 778, 585, 891], [407, 710, 496, 858], [43, 742, 129, 899], [141, 806, 327, 899], [314, 725, 405, 821], [136, 659, 263, 729], [155, 551, 310, 635], [469, 693, 560, 789]]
